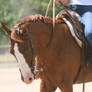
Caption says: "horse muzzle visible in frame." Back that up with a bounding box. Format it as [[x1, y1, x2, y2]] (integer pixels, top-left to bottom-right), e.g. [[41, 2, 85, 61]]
[[21, 74, 35, 84]]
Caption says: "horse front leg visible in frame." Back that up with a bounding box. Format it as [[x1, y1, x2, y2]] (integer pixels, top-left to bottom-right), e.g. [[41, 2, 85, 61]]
[[59, 81, 73, 92], [40, 80, 57, 92]]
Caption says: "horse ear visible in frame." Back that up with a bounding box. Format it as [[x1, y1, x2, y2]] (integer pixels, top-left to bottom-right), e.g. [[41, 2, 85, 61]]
[[0, 22, 11, 35]]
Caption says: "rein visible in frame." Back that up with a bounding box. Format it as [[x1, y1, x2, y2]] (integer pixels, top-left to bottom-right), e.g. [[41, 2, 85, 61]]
[[45, 0, 56, 28], [53, 0, 56, 28], [45, 0, 52, 16]]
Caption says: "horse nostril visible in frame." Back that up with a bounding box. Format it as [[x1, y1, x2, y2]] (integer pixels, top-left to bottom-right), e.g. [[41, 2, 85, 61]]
[[29, 78, 32, 81]]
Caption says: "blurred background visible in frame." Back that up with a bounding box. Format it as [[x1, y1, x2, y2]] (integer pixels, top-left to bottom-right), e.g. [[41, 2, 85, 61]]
[[0, 0, 92, 92]]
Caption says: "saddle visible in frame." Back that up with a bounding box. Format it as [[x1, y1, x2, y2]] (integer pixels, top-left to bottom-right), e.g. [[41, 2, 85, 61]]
[[56, 10, 92, 68]]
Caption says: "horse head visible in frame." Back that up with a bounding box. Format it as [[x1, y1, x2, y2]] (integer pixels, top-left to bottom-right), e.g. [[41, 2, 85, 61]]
[[0, 21, 35, 84], [0, 15, 53, 84]]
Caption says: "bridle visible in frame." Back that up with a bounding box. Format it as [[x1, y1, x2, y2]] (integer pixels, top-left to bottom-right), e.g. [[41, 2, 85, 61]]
[[14, 22, 51, 79], [29, 40, 35, 75]]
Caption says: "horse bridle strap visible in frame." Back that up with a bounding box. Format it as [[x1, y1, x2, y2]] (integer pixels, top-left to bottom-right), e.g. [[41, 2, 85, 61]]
[[34, 57, 46, 76], [34, 66, 44, 73]]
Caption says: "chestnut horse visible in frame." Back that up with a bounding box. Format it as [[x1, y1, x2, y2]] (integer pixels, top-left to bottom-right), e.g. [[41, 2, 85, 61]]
[[1, 14, 92, 92]]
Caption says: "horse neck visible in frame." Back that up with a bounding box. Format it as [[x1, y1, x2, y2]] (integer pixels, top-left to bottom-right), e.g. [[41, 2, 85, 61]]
[[48, 23, 81, 61], [30, 21, 52, 46], [33, 23, 68, 66], [30, 21, 52, 62], [34, 22, 81, 73]]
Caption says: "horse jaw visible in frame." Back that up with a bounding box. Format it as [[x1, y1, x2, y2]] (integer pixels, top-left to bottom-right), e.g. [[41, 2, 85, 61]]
[[0, 22, 11, 35]]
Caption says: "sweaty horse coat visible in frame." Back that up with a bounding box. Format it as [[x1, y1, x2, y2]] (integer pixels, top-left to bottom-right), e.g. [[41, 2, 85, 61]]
[[1, 14, 92, 92]]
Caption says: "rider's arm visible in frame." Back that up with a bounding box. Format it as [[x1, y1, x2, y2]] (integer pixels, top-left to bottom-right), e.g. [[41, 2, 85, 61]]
[[56, 0, 70, 5]]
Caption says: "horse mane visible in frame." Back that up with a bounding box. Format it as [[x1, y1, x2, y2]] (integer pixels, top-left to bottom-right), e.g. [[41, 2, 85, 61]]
[[15, 14, 65, 27], [15, 14, 52, 27]]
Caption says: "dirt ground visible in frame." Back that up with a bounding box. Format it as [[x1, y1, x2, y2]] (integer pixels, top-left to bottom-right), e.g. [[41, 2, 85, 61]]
[[0, 62, 92, 92]]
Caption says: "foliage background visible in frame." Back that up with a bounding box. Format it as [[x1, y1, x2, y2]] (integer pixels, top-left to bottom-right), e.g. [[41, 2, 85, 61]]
[[0, 0, 62, 45]]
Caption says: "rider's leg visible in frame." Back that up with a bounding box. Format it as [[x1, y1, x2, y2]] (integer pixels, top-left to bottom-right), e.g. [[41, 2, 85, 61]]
[[81, 12, 92, 48]]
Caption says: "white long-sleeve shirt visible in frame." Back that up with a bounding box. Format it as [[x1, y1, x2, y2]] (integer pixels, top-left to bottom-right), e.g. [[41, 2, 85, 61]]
[[71, 0, 92, 5]]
